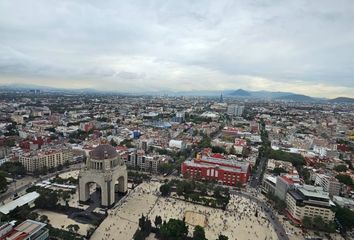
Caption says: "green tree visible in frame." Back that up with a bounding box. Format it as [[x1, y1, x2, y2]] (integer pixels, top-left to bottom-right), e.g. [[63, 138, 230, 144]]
[[40, 215, 50, 224], [312, 216, 325, 230], [160, 219, 188, 240], [110, 139, 117, 147], [217, 235, 229, 240], [334, 164, 348, 172], [160, 184, 171, 197], [302, 216, 312, 229], [66, 224, 80, 234], [198, 135, 211, 148], [0, 162, 26, 176], [134, 230, 146, 240], [154, 215, 162, 228], [335, 206, 354, 230], [193, 225, 206, 240], [0, 175, 7, 193], [211, 146, 226, 154], [139, 215, 146, 230], [335, 174, 354, 187], [35, 190, 59, 209]]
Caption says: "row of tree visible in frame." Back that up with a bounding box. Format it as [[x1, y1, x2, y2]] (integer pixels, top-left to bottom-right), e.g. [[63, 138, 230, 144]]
[[160, 179, 230, 209], [265, 192, 287, 212], [302, 216, 336, 233], [134, 214, 228, 240]]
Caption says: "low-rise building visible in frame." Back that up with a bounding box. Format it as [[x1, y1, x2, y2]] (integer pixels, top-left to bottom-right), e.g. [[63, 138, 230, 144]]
[[0, 219, 49, 240], [181, 154, 251, 186], [168, 140, 186, 150]]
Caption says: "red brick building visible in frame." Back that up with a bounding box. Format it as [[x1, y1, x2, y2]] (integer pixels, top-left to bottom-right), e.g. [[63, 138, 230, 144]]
[[181, 154, 251, 186]]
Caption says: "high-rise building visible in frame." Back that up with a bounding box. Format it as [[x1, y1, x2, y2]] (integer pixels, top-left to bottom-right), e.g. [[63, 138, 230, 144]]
[[314, 174, 341, 197], [227, 105, 244, 116], [286, 185, 335, 223]]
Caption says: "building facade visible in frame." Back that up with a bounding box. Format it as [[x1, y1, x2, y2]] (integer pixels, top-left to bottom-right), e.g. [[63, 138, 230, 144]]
[[79, 144, 127, 207], [227, 105, 244, 116], [314, 173, 341, 197], [123, 150, 167, 173], [19, 146, 73, 172], [181, 155, 251, 186], [286, 185, 335, 223]]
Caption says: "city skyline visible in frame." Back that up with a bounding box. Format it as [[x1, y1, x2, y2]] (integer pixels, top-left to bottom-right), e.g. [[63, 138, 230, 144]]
[[1, 0, 354, 98]]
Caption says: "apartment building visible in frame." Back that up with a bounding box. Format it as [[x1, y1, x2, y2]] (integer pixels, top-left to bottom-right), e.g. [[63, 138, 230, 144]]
[[19, 146, 73, 172], [286, 185, 335, 223], [123, 150, 167, 173], [227, 105, 244, 116], [314, 173, 341, 197]]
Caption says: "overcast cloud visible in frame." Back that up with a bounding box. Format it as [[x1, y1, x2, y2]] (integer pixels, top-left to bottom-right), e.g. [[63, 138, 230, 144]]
[[1, 0, 354, 97]]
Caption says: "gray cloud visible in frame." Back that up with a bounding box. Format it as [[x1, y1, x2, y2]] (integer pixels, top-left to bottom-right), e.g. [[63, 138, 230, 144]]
[[0, 0, 354, 97]]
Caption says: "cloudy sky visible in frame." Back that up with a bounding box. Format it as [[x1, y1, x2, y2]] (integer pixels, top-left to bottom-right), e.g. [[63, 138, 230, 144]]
[[1, 0, 354, 97]]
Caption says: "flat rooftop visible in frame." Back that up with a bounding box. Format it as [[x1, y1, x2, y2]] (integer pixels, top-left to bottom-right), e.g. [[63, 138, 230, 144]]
[[184, 161, 246, 174], [1, 220, 47, 240], [0, 192, 39, 215]]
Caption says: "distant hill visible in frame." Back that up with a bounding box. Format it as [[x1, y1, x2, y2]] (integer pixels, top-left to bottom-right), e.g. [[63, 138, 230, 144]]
[[329, 97, 354, 103], [276, 94, 314, 102], [229, 89, 251, 96], [225, 89, 292, 99], [0, 84, 352, 102]]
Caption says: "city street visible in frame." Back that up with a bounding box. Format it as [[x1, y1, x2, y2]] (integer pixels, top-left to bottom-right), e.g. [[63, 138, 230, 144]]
[[230, 189, 290, 240], [0, 162, 83, 203]]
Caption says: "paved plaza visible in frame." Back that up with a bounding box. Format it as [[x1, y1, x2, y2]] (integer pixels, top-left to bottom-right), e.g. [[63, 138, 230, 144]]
[[92, 182, 279, 240]]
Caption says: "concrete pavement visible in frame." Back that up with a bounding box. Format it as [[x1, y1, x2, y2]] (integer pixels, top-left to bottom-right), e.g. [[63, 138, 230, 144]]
[[230, 189, 289, 240]]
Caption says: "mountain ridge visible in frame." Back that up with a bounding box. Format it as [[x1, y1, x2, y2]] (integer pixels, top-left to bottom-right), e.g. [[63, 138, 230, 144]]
[[0, 84, 353, 101]]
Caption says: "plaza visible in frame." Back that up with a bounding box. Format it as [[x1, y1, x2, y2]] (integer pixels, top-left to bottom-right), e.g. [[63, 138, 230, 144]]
[[91, 181, 279, 240]]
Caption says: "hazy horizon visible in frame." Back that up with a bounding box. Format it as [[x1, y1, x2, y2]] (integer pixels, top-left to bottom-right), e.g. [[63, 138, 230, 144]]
[[1, 0, 354, 98]]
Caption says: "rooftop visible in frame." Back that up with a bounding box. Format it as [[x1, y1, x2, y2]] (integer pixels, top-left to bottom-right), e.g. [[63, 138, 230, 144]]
[[299, 184, 329, 200], [184, 160, 245, 174], [0, 192, 39, 215], [1, 220, 47, 240], [90, 144, 118, 160]]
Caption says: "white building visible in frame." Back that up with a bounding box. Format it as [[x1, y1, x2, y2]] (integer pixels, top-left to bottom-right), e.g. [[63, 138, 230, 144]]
[[168, 140, 186, 150], [227, 105, 244, 116], [124, 151, 167, 173], [286, 185, 335, 222], [19, 146, 73, 172], [0, 191, 40, 215], [314, 173, 341, 197]]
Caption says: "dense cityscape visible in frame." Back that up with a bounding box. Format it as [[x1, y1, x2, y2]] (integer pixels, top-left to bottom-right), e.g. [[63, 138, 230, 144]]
[[1, 1, 354, 240], [0, 89, 352, 240]]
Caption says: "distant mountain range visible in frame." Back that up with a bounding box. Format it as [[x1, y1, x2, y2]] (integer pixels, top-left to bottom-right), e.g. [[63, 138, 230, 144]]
[[329, 97, 354, 103], [0, 84, 353, 103]]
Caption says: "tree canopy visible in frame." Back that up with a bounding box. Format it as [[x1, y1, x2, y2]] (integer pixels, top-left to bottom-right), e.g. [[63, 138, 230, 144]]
[[335, 206, 354, 230], [333, 164, 348, 172], [160, 219, 188, 240], [0, 162, 26, 176], [336, 174, 354, 187], [193, 225, 206, 240], [269, 150, 304, 167]]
